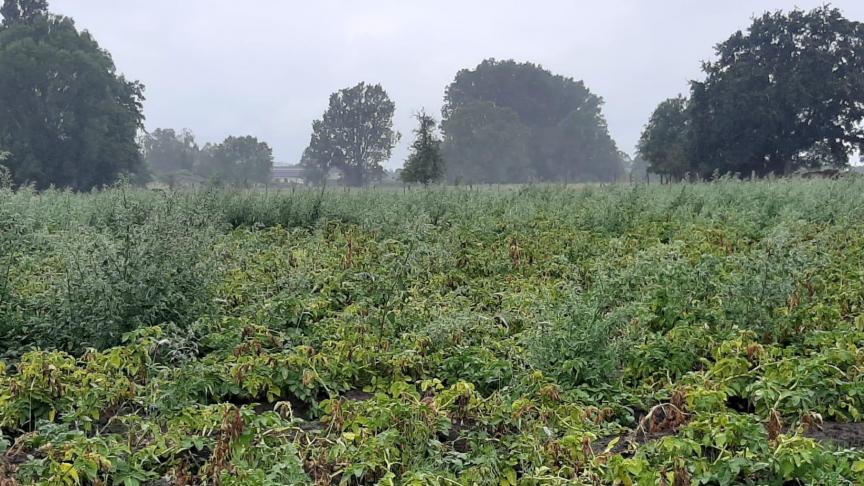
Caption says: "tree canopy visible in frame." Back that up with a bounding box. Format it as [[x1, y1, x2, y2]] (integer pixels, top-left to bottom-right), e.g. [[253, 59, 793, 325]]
[[441, 102, 533, 184], [0, 1, 145, 190], [627, 155, 651, 182], [641, 6, 864, 178], [197, 136, 273, 185], [141, 128, 199, 175], [637, 96, 691, 180], [1, 0, 47, 25], [441, 59, 624, 183], [302, 82, 399, 187], [400, 111, 444, 186]]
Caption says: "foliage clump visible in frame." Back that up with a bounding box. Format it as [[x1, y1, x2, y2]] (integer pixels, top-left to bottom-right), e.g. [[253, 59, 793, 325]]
[[442, 59, 625, 184], [400, 111, 445, 186], [301, 82, 399, 187], [641, 6, 864, 179], [0, 0, 145, 190]]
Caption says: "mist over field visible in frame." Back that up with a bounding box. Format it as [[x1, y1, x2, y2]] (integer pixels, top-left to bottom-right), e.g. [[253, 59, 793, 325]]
[[3, 2, 864, 484], [47, 0, 864, 166]]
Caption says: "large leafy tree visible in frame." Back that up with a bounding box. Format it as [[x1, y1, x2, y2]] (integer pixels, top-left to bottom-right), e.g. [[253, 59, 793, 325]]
[[1, 0, 47, 24], [546, 109, 625, 182], [441, 102, 533, 184], [638, 96, 691, 180], [442, 59, 624, 183], [141, 128, 199, 175], [299, 146, 328, 187], [401, 111, 444, 186], [696, 6, 864, 176], [302, 82, 399, 187], [643, 7, 864, 179], [0, 1, 145, 190], [197, 136, 273, 185]]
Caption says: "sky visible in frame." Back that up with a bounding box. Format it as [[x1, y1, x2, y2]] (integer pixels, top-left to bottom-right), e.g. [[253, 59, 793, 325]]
[[50, 1, 864, 169]]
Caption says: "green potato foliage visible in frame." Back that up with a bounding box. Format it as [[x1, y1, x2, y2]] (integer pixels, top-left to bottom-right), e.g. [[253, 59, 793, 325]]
[[1, 179, 864, 484]]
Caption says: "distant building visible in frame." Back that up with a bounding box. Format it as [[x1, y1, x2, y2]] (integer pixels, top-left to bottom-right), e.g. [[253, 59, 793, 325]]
[[327, 169, 343, 184], [799, 168, 841, 179], [271, 165, 305, 185], [270, 165, 353, 186]]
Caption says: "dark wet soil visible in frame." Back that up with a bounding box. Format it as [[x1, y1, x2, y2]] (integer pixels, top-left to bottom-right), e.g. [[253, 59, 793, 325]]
[[268, 389, 373, 433], [592, 429, 679, 457], [341, 389, 374, 402], [803, 422, 864, 448]]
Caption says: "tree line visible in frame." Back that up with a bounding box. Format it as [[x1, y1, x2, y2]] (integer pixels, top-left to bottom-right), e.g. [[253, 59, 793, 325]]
[[141, 130, 273, 187], [1, 0, 862, 190], [639, 6, 864, 180], [299, 60, 627, 186]]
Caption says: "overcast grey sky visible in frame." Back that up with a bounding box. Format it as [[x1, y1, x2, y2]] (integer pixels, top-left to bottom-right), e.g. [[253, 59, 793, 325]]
[[50, 1, 864, 168]]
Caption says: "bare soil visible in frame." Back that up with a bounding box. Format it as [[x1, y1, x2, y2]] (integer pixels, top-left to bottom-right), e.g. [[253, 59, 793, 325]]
[[804, 422, 864, 449]]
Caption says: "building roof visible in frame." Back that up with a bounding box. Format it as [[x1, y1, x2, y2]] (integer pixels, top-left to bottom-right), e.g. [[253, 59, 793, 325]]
[[272, 166, 304, 178]]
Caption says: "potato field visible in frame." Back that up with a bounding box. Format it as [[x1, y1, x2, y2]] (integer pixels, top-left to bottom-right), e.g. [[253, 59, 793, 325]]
[[1, 180, 864, 484]]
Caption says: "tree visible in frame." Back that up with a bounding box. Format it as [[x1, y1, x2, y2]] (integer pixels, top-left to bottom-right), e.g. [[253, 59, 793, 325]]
[[302, 82, 399, 187], [442, 59, 624, 183], [441, 102, 533, 184], [1, 0, 48, 24], [546, 109, 625, 182], [638, 96, 691, 180], [141, 128, 199, 175], [299, 146, 329, 186], [197, 136, 273, 185], [401, 111, 444, 185], [0, 5, 145, 190], [687, 6, 864, 177], [627, 155, 651, 183]]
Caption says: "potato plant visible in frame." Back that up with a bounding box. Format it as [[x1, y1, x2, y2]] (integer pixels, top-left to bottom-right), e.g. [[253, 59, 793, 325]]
[[1, 179, 864, 484]]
